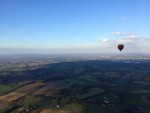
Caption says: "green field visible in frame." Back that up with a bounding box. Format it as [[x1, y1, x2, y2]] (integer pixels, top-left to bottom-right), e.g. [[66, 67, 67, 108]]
[[76, 87, 105, 99], [125, 97, 150, 108], [83, 104, 122, 113], [0, 84, 18, 95], [10, 95, 51, 113], [68, 75, 100, 86]]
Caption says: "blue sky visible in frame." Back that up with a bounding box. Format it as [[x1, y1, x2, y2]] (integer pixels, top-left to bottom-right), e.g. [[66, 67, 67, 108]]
[[0, 0, 150, 54]]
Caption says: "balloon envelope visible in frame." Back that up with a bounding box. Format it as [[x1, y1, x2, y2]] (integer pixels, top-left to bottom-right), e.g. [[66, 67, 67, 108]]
[[118, 44, 124, 51]]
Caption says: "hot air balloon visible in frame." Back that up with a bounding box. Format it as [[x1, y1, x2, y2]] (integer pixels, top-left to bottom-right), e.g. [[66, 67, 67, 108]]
[[117, 44, 124, 51]]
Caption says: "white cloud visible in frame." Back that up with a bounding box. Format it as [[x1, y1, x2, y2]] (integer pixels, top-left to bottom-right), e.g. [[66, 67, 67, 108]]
[[112, 32, 134, 36], [117, 36, 136, 45], [101, 38, 109, 43], [129, 34, 136, 38], [117, 38, 134, 44], [140, 37, 150, 41]]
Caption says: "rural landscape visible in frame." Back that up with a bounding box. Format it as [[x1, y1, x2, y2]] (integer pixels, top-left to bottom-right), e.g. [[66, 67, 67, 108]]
[[1, 0, 150, 113], [0, 54, 150, 113]]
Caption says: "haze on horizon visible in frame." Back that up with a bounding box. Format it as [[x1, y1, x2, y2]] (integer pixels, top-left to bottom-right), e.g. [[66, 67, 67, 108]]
[[0, 0, 150, 54]]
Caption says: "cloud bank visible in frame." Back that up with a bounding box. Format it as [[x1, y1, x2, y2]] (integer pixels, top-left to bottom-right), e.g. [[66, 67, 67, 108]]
[[0, 32, 150, 54], [112, 31, 134, 36]]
